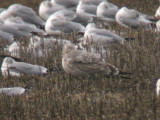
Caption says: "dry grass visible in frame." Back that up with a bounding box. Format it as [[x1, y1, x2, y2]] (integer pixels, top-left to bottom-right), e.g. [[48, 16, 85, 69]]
[[0, 0, 160, 120]]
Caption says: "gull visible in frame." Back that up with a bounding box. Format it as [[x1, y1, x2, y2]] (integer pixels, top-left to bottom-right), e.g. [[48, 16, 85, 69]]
[[0, 4, 45, 27], [0, 22, 31, 38], [49, 9, 93, 25], [76, 1, 98, 17], [7, 42, 43, 58], [29, 36, 71, 49], [76, 0, 107, 17], [62, 43, 129, 77], [115, 7, 153, 29], [1, 57, 48, 77], [84, 23, 124, 45], [52, 0, 79, 9], [156, 79, 160, 97], [0, 87, 26, 96], [8, 42, 23, 58], [39, 1, 65, 21], [45, 18, 85, 36], [4, 16, 46, 35], [96, 1, 118, 26]]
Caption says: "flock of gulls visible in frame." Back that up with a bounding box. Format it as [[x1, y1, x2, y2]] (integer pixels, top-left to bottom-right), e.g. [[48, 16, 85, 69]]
[[0, 0, 159, 97]]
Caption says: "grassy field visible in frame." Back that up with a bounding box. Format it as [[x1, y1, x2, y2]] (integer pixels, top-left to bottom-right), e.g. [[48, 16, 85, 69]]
[[0, 0, 160, 120]]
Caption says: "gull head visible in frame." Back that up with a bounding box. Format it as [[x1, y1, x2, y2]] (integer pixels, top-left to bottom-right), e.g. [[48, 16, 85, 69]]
[[62, 43, 75, 55], [85, 23, 97, 31], [2, 57, 15, 66]]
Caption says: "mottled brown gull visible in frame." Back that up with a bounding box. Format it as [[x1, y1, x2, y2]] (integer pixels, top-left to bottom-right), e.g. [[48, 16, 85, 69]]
[[62, 43, 120, 77]]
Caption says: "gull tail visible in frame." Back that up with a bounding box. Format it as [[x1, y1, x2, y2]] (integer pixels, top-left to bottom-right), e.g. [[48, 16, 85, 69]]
[[119, 71, 133, 75], [119, 75, 131, 79], [125, 38, 135, 41], [119, 71, 132, 79]]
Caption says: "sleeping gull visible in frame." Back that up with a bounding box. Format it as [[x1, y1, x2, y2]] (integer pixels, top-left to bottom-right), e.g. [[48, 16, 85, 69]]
[[115, 7, 153, 29], [0, 87, 26, 96], [0, 22, 31, 38], [1, 57, 48, 77], [76, 0, 98, 17], [0, 4, 45, 27], [62, 43, 129, 77], [84, 23, 124, 45], [39, 1, 65, 21], [45, 18, 85, 35], [96, 1, 118, 26], [49, 9, 93, 25], [4, 16, 46, 35]]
